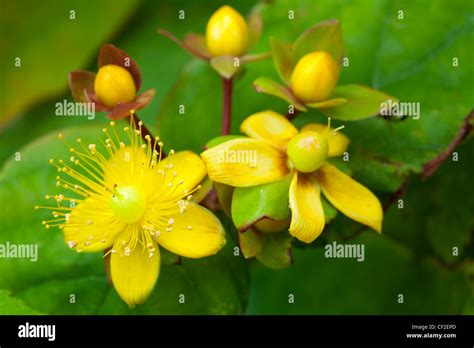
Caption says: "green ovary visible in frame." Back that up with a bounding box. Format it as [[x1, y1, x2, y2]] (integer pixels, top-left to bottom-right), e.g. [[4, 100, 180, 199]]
[[110, 186, 146, 223]]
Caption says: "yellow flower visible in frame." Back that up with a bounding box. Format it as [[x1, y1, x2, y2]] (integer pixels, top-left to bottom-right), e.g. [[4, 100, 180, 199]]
[[206, 5, 249, 57], [36, 118, 226, 307], [94, 65, 137, 108], [290, 51, 340, 103], [201, 111, 382, 243]]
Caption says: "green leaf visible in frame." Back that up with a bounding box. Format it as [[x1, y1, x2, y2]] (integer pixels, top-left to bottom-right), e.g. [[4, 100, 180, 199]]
[[0, 0, 138, 128], [253, 77, 307, 111], [0, 290, 42, 315], [239, 228, 263, 259], [247, 233, 471, 314], [255, 231, 293, 270], [292, 19, 344, 64], [0, 126, 249, 314], [383, 140, 474, 263], [320, 84, 397, 120], [231, 175, 292, 232], [270, 37, 294, 85]]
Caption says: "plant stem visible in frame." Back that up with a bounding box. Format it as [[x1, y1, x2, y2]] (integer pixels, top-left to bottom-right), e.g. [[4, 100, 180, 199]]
[[286, 108, 301, 121], [422, 109, 473, 179], [222, 77, 233, 135]]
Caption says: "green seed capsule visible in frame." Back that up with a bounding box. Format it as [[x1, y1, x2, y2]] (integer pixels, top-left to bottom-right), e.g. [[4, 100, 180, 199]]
[[287, 131, 328, 173]]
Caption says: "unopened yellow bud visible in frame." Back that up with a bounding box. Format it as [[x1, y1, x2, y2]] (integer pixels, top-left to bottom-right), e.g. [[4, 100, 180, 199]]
[[94, 65, 137, 108], [290, 51, 339, 103], [206, 5, 249, 57], [287, 131, 328, 173]]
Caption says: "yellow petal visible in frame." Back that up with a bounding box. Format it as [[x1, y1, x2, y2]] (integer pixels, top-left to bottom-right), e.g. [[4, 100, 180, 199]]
[[301, 123, 349, 157], [154, 202, 226, 258], [110, 233, 160, 308], [289, 172, 325, 243], [63, 196, 125, 252], [201, 138, 289, 187], [156, 151, 207, 201], [240, 110, 299, 151], [315, 163, 383, 232]]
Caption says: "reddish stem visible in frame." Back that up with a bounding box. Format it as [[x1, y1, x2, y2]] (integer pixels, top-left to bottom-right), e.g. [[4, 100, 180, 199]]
[[124, 113, 165, 156], [222, 77, 233, 135], [422, 109, 473, 179], [286, 108, 301, 121]]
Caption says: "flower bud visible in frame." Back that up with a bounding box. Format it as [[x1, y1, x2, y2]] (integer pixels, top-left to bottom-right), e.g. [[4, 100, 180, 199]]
[[206, 5, 249, 57], [287, 131, 328, 173], [290, 51, 339, 103], [94, 64, 137, 107]]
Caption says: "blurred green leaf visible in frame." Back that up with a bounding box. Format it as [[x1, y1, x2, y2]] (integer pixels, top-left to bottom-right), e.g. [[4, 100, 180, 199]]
[[383, 140, 474, 263], [0, 0, 138, 128], [0, 290, 42, 315], [247, 234, 471, 314]]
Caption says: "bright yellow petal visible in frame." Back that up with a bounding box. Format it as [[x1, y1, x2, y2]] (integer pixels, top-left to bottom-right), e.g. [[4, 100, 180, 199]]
[[110, 233, 160, 308], [301, 123, 349, 157], [201, 138, 289, 187], [154, 202, 226, 258], [315, 163, 383, 232], [240, 110, 299, 150], [63, 196, 125, 252], [155, 151, 207, 201], [289, 172, 325, 243]]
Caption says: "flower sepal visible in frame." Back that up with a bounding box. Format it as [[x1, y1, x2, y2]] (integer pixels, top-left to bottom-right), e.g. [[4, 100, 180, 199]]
[[231, 175, 292, 232]]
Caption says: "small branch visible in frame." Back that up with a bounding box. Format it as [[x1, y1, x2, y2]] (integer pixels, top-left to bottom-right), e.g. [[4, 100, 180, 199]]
[[382, 178, 410, 211], [422, 109, 473, 179], [222, 77, 233, 135], [157, 29, 186, 49], [286, 108, 301, 121]]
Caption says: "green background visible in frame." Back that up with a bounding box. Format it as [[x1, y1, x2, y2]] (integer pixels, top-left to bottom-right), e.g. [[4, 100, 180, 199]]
[[0, 0, 473, 314]]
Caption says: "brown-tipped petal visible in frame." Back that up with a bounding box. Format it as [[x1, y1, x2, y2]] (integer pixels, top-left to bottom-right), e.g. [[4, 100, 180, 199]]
[[184, 33, 211, 60], [135, 89, 156, 108], [69, 71, 96, 103], [108, 102, 142, 120], [98, 44, 142, 90], [83, 90, 109, 112]]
